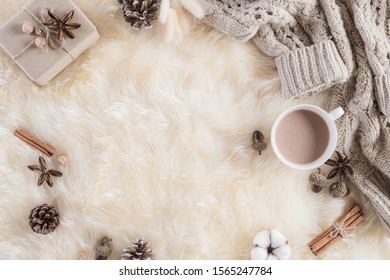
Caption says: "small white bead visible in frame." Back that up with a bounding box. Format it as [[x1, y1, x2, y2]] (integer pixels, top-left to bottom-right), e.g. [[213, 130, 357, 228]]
[[35, 37, 47, 48], [22, 22, 34, 34], [34, 27, 42, 36], [57, 155, 68, 165]]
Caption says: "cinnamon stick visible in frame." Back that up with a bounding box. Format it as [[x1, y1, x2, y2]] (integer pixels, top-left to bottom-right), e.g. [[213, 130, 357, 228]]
[[314, 215, 365, 256], [307, 205, 360, 247], [309, 212, 361, 253], [14, 129, 56, 156]]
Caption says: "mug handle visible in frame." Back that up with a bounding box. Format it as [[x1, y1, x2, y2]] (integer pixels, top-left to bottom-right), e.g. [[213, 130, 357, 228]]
[[329, 107, 344, 121]]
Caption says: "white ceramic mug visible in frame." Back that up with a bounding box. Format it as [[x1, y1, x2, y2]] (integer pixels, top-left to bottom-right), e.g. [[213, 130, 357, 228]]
[[271, 104, 344, 170]]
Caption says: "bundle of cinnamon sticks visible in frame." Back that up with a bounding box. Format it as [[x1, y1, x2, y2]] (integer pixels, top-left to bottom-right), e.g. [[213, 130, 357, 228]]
[[308, 205, 364, 255]]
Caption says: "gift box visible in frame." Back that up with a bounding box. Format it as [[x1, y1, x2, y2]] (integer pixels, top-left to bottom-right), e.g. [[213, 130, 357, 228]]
[[0, 0, 100, 86]]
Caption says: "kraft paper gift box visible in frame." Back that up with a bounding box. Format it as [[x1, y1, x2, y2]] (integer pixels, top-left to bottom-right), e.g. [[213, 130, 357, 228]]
[[0, 0, 100, 86]]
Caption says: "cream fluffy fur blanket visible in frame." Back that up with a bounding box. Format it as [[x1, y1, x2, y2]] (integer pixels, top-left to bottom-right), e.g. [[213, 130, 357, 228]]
[[0, 0, 389, 260]]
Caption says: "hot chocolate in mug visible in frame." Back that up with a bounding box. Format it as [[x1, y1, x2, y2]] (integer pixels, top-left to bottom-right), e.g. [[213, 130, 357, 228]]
[[271, 104, 344, 170]]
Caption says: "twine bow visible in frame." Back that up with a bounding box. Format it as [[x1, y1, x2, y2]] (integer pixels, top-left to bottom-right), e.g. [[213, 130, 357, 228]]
[[329, 219, 356, 238], [12, 6, 76, 60], [30, 7, 70, 50]]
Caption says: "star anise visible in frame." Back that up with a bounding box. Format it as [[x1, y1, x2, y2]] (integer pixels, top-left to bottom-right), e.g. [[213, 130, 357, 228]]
[[43, 9, 81, 41], [325, 151, 354, 182], [28, 156, 63, 187]]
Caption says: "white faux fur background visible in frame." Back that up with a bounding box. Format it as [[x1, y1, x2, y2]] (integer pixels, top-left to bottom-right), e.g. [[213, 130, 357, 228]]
[[0, 0, 389, 260]]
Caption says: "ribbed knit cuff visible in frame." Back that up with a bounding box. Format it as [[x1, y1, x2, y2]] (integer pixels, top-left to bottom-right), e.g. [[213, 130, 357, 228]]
[[275, 40, 349, 98], [356, 172, 390, 236], [374, 72, 390, 116]]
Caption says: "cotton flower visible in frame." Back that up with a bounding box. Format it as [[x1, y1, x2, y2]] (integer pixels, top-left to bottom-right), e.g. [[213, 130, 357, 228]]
[[251, 229, 291, 260]]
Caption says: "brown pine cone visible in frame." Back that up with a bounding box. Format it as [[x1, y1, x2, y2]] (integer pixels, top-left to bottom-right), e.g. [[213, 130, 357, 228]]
[[121, 0, 160, 30], [121, 237, 154, 260], [29, 204, 60, 234]]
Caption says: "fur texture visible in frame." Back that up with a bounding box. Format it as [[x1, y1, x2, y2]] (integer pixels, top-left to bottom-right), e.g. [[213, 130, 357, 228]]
[[0, 0, 389, 260]]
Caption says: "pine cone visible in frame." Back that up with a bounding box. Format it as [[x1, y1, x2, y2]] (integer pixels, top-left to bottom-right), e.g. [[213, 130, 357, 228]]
[[29, 204, 60, 234], [120, 0, 160, 30], [121, 238, 154, 260]]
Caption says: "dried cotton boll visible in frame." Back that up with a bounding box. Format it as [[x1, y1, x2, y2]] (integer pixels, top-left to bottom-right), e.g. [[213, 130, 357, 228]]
[[251, 229, 291, 260], [253, 230, 271, 248], [22, 22, 34, 34], [272, 244, 292, 260], [250, 247, 268, 260], [266, 254, 279, 260], [270, 229, 287, 248], [35, 37, 47, 48]]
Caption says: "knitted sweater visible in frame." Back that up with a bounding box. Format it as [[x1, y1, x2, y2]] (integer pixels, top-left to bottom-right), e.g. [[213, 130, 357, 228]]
[[184, 0, 390, 234]]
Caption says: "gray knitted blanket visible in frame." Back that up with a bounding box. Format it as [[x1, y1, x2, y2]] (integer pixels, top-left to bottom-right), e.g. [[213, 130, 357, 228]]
[[184, 0, 390, 234]]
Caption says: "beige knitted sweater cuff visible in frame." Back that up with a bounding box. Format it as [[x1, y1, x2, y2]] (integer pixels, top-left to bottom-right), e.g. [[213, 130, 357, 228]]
[[374, 73, 390, 116], [275, 40, 349, 98]]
